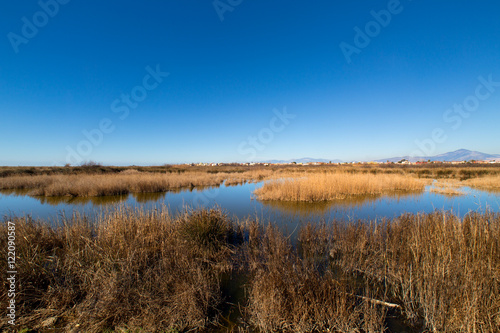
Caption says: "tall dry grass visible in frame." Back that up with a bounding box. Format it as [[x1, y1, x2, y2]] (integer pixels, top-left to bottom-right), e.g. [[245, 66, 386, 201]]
[[327, 212, 500, 332], [430, 180, 464, 196], [1, 209, 499, 332], [0, 170, 278, 197], [0, 172, 228, 197], [463, 174, 500, 191], [0, 207, 239, 332], [254, 172, 427, 202], [244, 223, 387, 332]]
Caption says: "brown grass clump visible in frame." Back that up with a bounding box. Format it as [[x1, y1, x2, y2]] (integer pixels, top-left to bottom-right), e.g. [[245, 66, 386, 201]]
[[245, 223, 387, 332], [430, 180, 465, 196], [254, 172, 427, 202], [328, 212, 500, 332], [463, 174, 500, 191], [0, 172, 228, 197], [430, 186, 464, 196], [0, 207, 238, 332], [224, 169, 274, 186], [0, 170, 276, 197]]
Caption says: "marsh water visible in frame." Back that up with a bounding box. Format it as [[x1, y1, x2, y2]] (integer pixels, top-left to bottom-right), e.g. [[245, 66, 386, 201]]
[[1, 182, 499, 226]]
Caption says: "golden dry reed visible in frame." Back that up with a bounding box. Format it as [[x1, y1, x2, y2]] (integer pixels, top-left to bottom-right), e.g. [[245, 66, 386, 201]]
[[0, 170, 277, 197], [463, 174, 500, 191], [254, 172, 427, 202], [0, 173, 226, 197], [326, 211, 500, 332], [0, 207, 237, 332]]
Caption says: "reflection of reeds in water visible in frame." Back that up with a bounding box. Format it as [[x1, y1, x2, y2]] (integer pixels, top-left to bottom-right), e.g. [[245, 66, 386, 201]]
[[260, 191, 422, 216], [131, 191, 167, 203], [0, 188, 32, 196], [254, 172, 427, 202], [37, 194, 130, 206]]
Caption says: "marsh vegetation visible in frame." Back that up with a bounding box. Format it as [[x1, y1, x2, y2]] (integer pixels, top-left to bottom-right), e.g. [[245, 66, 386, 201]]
[[2, 207, 499, 332], [1, 164, 499, 201], [253, 172, 428, 202]]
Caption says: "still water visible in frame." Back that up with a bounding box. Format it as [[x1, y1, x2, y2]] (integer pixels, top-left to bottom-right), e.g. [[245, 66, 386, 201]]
[[1, 182, 500, 226]]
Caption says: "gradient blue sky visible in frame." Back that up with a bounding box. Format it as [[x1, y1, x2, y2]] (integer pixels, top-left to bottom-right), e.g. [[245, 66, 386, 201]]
[[1, 0, 500, 165]]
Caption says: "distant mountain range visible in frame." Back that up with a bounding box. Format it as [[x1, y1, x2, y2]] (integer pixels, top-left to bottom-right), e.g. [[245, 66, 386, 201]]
[[262, 150, 500, 164], [375, 149, 500, 163]]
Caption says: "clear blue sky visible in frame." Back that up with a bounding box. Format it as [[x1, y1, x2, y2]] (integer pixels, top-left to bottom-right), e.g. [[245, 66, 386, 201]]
[[1, 0, 500, 165]]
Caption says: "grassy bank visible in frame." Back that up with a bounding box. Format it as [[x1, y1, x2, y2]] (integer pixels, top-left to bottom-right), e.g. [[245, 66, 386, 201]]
[[254, 172, 427, 202], [2, 208, 499, 332], [0, 170, 273, 197], [0, 172, 226, 197], [464, 174, 500, 191]]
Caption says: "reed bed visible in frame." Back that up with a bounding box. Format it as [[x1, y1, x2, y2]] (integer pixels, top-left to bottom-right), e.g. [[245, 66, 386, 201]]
[[254, 172, 427, 202], [0, 207, 238, 332], [224, 169, 275, 186], [326, 212, 500, 332], [2, 165, 500, 198], [463, 174, 500, 191], [245, 224, 387, 332], [430, 186, 464, 196], [430, 180, 465, 196], [1, 209, 499, 332], [0, 170, 278, 197], [0, 173, 228, 197]]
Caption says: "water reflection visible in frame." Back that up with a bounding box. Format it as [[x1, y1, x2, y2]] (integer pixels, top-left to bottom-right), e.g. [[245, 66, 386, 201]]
[[131, 192, 167, 203], [0, 184, 221, 207], [0, 188, 31, 196], [1, 183, 500, 222], [259, 191, 423, 217], [39, 195, 129, 206]]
